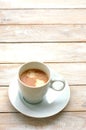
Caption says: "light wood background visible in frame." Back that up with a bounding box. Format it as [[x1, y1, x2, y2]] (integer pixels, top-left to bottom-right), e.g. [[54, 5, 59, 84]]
[[0, 0, 86, 130]]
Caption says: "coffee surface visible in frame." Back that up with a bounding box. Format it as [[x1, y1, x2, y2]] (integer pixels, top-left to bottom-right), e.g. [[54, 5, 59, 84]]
[[20, 69, 48, 87]]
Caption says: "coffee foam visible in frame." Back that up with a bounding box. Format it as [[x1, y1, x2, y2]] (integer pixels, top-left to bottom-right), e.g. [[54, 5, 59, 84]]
[[35, 79, 45, 87], [27, 71, 35, 78], [20, 69, 48, 87]]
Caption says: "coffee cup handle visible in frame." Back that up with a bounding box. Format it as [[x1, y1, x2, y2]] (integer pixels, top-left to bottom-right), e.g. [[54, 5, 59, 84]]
[[50, 79, 65, 91]]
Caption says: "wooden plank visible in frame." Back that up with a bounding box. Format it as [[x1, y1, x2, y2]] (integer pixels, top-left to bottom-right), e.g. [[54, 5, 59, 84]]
[[0, 25, 86, 42], [48, 63, 86, 85], [0, 9, 86, 24], [0, 87, 16, 112], [0, 0, 86, 8], [65, 86, 86, 111], [0, 43, 86, 63], [0, 112, 86, 130], [0, 63, 86, 85], [0, 86, 86, 112]]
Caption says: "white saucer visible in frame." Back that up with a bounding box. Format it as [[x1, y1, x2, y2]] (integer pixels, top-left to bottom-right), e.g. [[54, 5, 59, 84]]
[[8, 70, 70, 118]]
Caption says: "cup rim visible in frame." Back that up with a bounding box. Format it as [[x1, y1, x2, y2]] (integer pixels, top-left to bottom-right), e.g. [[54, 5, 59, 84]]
[[18, 61, 51, 89]]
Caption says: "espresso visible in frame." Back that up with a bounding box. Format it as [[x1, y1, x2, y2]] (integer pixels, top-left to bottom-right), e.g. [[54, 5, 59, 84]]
[[20, 69, 48, 87]]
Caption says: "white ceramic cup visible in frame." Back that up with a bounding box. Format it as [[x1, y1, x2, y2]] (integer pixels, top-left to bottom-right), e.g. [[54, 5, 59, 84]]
[[18, 61, 65, 104]]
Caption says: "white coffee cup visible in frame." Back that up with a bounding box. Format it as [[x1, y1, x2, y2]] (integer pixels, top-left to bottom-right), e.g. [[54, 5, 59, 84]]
[[18, 61, 65, 104]]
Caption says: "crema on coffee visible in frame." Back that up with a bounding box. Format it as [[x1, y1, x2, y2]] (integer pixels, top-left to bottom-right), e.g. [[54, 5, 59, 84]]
[[20, 69, 48, 87]]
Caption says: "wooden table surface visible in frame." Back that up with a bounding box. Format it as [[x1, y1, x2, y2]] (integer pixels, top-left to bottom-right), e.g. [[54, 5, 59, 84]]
[[0, 0, 86, 130]]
